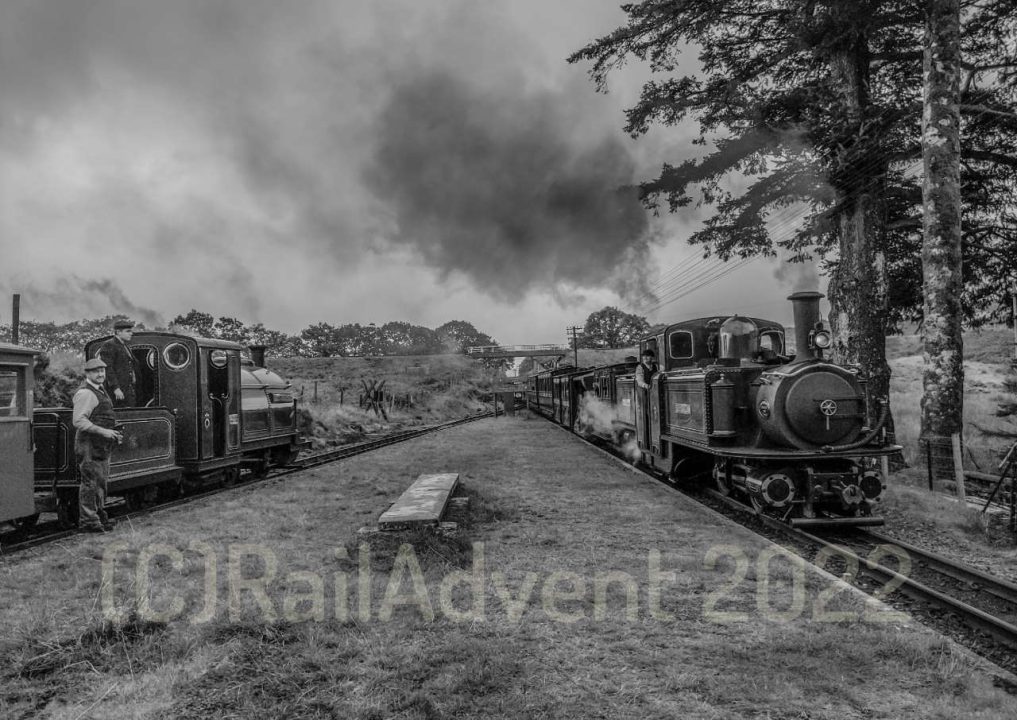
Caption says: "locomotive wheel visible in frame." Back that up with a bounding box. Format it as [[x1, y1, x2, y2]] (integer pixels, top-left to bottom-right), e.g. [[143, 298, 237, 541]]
[[158, 481, 183, 502], [12, 513, 40, 533], [125, 486, 159, 511], [57, 497, 80, 529], [748, 494, 765, 514], [272, 448, 299, 467], [222, 466, 241, 487], [124, 490, 144, 512], [251, 454, 270, 479]]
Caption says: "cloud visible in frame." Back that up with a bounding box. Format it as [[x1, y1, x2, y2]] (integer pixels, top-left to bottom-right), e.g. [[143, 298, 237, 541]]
[[364, 70, 652, 301], [0, 0, 667, 332]]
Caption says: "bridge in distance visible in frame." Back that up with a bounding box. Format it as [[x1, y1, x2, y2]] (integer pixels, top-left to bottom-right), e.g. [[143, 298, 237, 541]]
[[466, 344, 570, 359]]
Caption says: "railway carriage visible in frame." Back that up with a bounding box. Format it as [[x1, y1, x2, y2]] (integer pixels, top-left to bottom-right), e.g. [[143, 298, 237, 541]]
[[1, 343, 41, 530]]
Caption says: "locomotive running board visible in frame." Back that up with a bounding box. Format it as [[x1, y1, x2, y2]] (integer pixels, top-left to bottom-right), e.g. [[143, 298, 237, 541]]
[[790, 516, 885, 528]]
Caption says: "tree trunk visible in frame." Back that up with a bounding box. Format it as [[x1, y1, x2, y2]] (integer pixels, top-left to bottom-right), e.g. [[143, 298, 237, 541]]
[[823, 12, 896, 443], [827, 194, 894, 437], [920, 0, 964, 481]]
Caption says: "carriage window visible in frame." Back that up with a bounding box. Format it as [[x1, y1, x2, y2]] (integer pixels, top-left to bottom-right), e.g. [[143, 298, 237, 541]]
[[668, 331, 694, 359], [0, 368, 26, 417], [164, 343, 191, 370]]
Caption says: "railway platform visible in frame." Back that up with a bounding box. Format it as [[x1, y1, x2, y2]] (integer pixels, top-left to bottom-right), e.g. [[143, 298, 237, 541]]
[[2, 415, 1016, 719]]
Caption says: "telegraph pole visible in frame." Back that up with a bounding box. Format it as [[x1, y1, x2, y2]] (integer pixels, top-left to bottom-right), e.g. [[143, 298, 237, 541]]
[[11, 293, 20, 344], [566, 326, 582, 366]]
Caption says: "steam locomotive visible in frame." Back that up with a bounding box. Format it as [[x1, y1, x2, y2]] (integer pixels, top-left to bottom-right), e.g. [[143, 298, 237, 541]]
[[1, 331, 305, 531], [527, 292, 899, 527]]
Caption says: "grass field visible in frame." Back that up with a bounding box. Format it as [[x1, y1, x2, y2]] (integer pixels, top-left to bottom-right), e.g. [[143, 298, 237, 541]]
[[2, 419, 1016, 719]]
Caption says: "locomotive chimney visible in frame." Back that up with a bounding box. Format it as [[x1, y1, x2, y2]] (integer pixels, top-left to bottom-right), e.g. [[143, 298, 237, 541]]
[[788, 291, 823, 361], [249, 345, 267, 368]]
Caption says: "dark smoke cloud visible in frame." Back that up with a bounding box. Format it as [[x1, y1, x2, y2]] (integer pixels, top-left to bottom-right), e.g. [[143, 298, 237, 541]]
[[1, 0, 664, 330], [364, 71, 652, 301], [2, 277, 162, 327]]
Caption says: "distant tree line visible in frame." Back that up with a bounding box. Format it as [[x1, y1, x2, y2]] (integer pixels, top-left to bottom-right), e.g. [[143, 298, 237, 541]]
[[1, 310, 499, 358]]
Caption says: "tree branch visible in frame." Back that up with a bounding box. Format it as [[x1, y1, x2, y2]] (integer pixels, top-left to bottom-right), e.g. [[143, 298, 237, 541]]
[[961, 104, 1017, 120]]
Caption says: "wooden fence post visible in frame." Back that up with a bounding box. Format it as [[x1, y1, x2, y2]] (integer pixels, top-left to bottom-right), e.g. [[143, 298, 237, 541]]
[[952, 433, 966, 501]]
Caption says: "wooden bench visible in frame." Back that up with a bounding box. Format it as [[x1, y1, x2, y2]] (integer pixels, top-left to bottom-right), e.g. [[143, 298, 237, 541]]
[[379, 473, 460, 528]]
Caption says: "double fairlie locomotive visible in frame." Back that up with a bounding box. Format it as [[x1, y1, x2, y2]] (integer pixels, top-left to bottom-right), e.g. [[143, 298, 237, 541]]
[[527, 292, 899, 527], [1, 331, 304, 531]]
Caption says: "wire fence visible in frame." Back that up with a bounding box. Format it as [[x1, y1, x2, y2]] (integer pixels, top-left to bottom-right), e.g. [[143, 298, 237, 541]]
[[918, 434, 966, 491], [919, 434, 1017, 534]]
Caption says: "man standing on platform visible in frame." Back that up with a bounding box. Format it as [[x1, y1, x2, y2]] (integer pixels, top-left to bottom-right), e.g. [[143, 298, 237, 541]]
[[72, 358, 122, 532], [99, 319, 139, 407]]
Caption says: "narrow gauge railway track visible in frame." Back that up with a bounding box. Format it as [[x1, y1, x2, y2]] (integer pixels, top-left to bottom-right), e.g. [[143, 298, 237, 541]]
[[699, 489, 1017, 679], [825, 528, 1017, 643], [0, 410, 499, 557], [554, 419, 1017, 683]]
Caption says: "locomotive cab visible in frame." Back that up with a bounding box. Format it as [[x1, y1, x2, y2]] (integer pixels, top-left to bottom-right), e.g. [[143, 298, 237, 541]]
[[85, 332, 243, 477]]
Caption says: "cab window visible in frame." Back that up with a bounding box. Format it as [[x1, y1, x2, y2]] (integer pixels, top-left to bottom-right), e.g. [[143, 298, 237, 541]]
[[668, 331, 694, 359], [759, 331, 784, 355]]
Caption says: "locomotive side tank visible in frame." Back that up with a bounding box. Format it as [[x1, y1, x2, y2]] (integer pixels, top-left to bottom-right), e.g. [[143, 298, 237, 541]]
[[240, 345, 301, 468]]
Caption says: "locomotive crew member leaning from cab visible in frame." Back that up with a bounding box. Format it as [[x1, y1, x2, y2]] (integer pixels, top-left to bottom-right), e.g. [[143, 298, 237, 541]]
[[635, 349, 658, 390], [72, 358, 123, 532], [99, 319, 139, 407]]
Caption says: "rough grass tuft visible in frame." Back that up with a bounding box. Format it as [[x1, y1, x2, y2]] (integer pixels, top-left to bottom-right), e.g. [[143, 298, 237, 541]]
[[11, 612, 167, 680]]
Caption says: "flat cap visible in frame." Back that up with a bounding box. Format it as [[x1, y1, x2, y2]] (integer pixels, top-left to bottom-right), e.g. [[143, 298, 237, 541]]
[[114, 320, 135, 330], [84, 358, 107, 370]]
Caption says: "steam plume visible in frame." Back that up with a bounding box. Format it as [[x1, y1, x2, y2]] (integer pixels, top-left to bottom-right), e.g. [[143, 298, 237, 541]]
[[365, 71, 652, 301], [0, 277, 162, 327]]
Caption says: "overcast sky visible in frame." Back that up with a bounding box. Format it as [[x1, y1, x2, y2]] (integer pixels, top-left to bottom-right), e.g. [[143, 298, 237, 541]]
[[0, 0, 825, 343]]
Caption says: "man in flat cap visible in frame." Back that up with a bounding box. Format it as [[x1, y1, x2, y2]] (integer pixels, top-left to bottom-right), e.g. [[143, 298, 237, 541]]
[[99, 319, 140, 407], [72, 358, 123, 532]]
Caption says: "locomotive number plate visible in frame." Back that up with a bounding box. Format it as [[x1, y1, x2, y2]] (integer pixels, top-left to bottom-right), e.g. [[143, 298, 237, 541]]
[[672, 402, 693, 423], [229, 414, 239, 425]]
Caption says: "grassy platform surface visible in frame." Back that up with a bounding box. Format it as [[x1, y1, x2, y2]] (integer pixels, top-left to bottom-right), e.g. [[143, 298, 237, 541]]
[[2, 416, 1016, 719]]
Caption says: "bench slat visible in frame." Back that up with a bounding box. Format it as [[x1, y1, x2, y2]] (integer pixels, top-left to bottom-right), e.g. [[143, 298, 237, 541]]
[[379, 473, 460, 527]]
